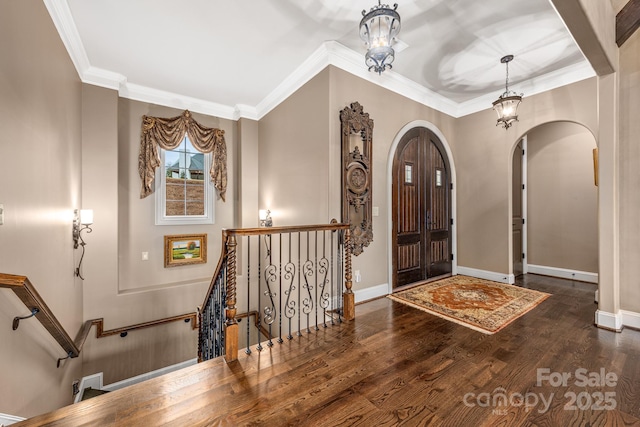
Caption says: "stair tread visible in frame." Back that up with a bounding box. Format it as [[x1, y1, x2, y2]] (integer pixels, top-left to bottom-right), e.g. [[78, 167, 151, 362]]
[[81, 387, 110, 401]]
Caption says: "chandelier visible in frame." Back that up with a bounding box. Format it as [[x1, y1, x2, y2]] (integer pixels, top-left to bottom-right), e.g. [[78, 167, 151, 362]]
[[492, 55, 523, 129], [359, 1, 401, 74]]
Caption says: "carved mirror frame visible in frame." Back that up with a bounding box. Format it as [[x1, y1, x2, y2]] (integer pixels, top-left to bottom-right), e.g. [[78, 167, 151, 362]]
[[340, 102, 374, 256]]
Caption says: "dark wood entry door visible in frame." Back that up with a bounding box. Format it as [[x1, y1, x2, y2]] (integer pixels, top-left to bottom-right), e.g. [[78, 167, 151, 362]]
[[392, 128, 452, 288]]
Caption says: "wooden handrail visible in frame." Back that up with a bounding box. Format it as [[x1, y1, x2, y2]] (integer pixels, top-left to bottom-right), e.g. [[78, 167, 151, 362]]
[[90, 313, 197, 338], [0, 273, 80, 359], [1, 272, 197, 367], [198, 221, 354, 363], [200, 231, 229, 310], [224, 222, 350, 237], [200, 222, 350, 310]]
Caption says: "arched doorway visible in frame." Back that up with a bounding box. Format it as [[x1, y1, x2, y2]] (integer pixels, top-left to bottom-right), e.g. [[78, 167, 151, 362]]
[[510, 121, 598, 282], [391, 127, 453, 289]]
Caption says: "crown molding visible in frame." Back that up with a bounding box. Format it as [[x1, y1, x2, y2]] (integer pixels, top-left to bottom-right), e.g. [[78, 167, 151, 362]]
[[324, 41, 460, 117], [83, 66, 127, 91], [121, 83, 239, 120], [454, 61, 596, 117], [45, 1, 596, 122], [43, 0, 90, 75], [254, 43, 332, 119]]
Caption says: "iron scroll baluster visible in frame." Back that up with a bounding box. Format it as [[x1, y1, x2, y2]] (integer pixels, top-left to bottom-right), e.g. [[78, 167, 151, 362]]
[[196, 222, 355, 363]]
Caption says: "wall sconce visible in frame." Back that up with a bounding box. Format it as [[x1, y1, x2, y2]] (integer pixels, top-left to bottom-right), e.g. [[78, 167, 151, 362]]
[[259, 209, 273, 227], [73, 209, 93, 279]]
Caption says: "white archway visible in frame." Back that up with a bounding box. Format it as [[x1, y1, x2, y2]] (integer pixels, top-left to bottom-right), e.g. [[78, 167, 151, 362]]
[[386, 121, 458, 294], [506, 120, 598, 282]]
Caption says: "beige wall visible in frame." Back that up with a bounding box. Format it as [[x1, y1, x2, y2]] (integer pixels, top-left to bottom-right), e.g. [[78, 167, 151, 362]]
[[238, 118, 260, 228], [259, 66, 457, 291], [526, 122, 598, 273], [2, 0, 639, 418], [0, 0, 84, 417], [74, 91, 237, 384], [78, 94, 237, 384], [618, 29, 640, 313], [258, 68, 331, 226], [454, 78, 597, 275], [258, 66, 599, 288], [551, 0, 620, 323], [611, 0, 627, 14], [328, 67, 456, 291]]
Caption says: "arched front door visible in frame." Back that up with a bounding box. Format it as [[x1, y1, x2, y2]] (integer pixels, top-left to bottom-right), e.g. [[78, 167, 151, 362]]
[[392, 127, 452, 289]]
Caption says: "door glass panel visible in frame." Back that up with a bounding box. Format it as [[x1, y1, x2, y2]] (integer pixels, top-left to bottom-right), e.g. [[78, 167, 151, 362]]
[[405, 163, 413, 184], [435, 169, 443, 187]]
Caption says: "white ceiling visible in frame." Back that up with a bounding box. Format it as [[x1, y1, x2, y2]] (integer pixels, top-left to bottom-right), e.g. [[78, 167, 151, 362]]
[[45, 0, 595, 120]]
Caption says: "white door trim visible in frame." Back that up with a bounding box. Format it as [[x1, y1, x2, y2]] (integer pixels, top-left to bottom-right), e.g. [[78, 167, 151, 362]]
[[522, 135, 529, 274]]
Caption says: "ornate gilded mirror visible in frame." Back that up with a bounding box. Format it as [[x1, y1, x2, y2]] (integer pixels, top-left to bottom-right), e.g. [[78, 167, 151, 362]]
[[340, 102, 373, 256]]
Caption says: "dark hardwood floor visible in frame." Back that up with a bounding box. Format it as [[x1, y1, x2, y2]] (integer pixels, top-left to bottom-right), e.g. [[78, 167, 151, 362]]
[[17, 274, 640, 426]]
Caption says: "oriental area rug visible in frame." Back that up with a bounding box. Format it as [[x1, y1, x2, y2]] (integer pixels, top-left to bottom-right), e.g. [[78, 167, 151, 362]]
[[388, 275, 550, 334]]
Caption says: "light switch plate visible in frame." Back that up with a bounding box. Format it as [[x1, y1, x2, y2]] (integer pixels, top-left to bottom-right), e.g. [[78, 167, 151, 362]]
[[372, 206, 379, 216]]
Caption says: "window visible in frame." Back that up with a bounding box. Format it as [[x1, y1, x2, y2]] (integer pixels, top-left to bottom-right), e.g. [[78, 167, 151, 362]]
[[156, 135, 214, 225]]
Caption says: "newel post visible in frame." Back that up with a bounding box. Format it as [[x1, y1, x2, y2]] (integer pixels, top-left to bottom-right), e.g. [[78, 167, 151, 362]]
[[343, 228, 355, 320], [224, 234, 239, 362]]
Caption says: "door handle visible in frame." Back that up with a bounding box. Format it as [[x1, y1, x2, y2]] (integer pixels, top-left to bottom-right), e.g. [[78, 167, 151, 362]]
[[426, 211, 431, 229]]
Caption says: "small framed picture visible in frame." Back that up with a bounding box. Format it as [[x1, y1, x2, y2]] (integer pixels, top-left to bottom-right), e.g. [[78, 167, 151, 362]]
[[164, 234, 207, 268]]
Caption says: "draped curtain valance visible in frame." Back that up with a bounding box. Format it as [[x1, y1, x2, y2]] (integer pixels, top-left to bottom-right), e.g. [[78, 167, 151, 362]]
[[138, 110, 227, 201]]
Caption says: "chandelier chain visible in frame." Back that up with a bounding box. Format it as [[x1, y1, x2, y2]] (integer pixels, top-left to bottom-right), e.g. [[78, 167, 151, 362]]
[[505, 61, 510, 93]]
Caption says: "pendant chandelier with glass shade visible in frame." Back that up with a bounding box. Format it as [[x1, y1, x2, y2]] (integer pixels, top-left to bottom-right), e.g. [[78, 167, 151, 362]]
[[492, 55, 523, 129], [359, 1, 401, 74]]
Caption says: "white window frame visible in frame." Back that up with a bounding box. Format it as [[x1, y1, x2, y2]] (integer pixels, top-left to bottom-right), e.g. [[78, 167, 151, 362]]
[[155, 142, 215, 226]]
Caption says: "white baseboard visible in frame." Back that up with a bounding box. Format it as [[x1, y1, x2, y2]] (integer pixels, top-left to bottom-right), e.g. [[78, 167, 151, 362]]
[[527, 264, 598, 284], [621, 310, 640, 330], [457, 267, 514, 284], [103, 358, 198, 392], [0, 413, 25, 425], [74, 372, 104, 404], [354, 284, 388, 303], [76, 358, 199, 400], [595, 310, 623, 332]]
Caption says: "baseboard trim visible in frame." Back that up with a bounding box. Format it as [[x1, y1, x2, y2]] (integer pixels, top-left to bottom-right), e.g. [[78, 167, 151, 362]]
[[527, 264, 598, 284], [74, 372, 104, 404], [621, 310, 640, 330], [354, 284, 389, 303], [0, 413, 26, 425], [77, 358, 198, 401], [457, 267, 514, 284], [102, 358, 198, 392], [595, 310, 623, 332]]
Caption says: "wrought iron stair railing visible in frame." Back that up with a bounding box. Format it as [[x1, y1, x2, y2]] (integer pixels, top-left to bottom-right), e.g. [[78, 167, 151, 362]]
[[198, 221, 354, 363]]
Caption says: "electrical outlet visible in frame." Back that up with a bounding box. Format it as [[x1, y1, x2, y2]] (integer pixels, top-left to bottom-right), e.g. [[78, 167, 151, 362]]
[[0, 204, 4, 225], [72, 379, 80, 396], [142, 252, 149, 261]]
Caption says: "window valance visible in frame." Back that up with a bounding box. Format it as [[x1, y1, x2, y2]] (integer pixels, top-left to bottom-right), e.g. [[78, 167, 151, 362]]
[[138, 110, 227, 201]]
